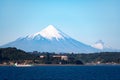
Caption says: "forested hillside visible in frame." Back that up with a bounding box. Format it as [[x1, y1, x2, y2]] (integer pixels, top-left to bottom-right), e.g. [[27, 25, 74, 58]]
[[0, 47, 120, 65]]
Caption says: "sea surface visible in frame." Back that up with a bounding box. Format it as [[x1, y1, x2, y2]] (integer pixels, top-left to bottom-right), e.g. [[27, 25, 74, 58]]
[[0, 65, 120, 80]]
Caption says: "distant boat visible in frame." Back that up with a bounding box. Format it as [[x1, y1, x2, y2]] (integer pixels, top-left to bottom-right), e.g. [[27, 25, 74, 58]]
[[14, 63, 32, 67]]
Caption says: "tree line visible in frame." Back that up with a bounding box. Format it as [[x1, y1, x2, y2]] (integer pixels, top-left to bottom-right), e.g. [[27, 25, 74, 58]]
[[0, 47, 120, 65]]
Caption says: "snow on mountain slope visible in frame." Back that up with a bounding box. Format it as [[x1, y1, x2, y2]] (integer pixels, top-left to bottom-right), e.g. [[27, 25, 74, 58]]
[[92, 40, 104, 50], [28, 25, 69, 40], [1, 25, 99, 53], [92, 40, 119, 52]]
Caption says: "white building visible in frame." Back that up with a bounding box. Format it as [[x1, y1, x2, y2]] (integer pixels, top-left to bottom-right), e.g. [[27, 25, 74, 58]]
[[53, 55, 68, 61]]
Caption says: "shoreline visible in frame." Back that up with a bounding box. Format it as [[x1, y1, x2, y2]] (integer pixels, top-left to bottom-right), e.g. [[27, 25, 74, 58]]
[[0, 64, 120, 67]]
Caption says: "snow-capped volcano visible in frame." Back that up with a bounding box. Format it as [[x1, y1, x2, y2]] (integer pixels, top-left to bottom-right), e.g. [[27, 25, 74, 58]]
[[1, 25, 99, 53], [92, 40, 104, 50], [92, 40, 119, 52], [28, 25, 67, 40]]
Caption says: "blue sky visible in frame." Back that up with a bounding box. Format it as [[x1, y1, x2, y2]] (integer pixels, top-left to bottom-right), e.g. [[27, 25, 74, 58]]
[[0, 0, 120, 49]]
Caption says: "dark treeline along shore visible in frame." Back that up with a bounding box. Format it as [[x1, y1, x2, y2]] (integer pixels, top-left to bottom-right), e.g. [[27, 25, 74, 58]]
[[0, 47, 120, 65]]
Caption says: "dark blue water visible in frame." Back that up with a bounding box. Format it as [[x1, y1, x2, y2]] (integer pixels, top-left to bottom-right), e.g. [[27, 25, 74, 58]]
[[0, 65, 120, 80]]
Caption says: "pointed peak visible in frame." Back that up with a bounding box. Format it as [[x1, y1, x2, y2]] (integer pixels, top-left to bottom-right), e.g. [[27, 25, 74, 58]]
[[47, 25, 56, 29], [39, 25, 64, 40], [26, 25, 71, 40], [27, 25, 67, 40], [41, 25, 59, 33]]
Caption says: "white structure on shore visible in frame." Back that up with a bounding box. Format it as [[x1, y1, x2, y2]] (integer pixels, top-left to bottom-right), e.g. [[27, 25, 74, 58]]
[[53, 55, 68, 61]]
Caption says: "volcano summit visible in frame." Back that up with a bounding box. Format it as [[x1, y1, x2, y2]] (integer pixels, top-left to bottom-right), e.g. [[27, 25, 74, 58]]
[[1, 25, 99, 53]]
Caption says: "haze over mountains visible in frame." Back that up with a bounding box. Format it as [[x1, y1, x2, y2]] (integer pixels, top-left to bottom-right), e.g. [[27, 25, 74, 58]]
[[92, 40, 120, 52], [1, 25, 118, 53]]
